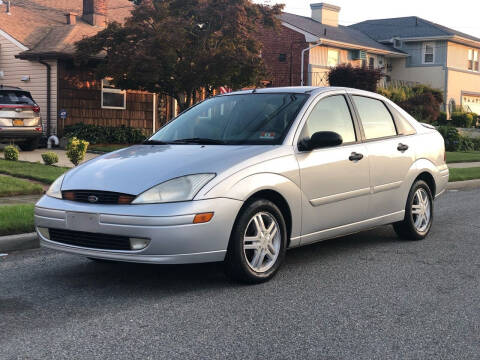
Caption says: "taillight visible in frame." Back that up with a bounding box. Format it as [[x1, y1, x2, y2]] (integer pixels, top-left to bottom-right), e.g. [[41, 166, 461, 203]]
[[32, 105, 40, 113]]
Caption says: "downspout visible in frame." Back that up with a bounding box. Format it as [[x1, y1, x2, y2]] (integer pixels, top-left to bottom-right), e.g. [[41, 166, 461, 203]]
[[38, 59, 51, 137], [300, 41, 322, 86]]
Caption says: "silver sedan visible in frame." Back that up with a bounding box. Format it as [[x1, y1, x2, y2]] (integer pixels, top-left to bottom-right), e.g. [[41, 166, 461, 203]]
[[35, 87, 449, 283]]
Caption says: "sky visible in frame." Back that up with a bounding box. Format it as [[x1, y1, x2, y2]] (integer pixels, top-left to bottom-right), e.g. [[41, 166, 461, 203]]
[[255, 0, 480, 39]]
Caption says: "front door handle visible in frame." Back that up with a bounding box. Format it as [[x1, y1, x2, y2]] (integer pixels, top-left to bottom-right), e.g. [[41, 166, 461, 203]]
[[349, 152, 364, 161], [397, 143, 409, 152]]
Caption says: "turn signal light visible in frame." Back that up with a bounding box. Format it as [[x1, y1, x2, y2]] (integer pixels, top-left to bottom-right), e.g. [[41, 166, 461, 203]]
[[62, 191, 75, 201], [193, 212, 214, 224]]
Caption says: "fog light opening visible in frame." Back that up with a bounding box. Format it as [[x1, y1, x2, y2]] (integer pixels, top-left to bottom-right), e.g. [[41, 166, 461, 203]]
[[129, 237, 150, 250], [37, 227, 50, 240], [193, 212, 214, 224]]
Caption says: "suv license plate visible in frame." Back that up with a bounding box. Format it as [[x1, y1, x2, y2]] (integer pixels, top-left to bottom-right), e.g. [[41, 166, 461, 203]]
[[12, 119, 24, 127]]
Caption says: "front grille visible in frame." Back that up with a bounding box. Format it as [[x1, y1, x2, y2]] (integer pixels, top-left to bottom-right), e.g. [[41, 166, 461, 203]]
[[62, 190, 135, 204], [49, 228, 131, 250]]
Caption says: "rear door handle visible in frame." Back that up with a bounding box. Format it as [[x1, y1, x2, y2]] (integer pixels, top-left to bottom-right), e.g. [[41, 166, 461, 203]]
[[397, 143, 409, 152], [349, 152, 364, 161]]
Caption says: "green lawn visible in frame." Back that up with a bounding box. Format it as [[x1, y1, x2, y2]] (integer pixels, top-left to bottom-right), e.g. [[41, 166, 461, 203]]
[[449, 167, 480, 182], [89, 144, 128, 153], [446, 151, 480, 164], [0, 204, 35, 236], [0, 176, 44, 197], [0, 160, 68, 185]]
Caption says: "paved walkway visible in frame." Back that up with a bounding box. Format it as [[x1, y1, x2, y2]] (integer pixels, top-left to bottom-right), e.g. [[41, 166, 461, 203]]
[[16, 149, 99, 168], [0, 194, 42, 205], [448, 162, 480, 169]]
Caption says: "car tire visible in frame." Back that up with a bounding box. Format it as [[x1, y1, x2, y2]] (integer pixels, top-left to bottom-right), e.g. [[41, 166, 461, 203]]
[[224, 199, 287, 284], [19, 137, 39, 151], [393, 180, 434, 241]]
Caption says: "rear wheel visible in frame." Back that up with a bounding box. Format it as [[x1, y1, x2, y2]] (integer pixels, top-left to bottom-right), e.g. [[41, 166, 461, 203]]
[[224, 199, 287, 283], [19, 137, 39, 151], [393, 180, 433, 240]]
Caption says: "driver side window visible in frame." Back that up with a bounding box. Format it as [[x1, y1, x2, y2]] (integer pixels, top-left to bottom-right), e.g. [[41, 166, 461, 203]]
[[300, 95, 356, 145]]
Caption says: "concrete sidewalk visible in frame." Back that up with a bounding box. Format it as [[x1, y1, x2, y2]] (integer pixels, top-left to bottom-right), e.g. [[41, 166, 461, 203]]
[[16, 149, 99, 168], [448, 162, 480, 168]]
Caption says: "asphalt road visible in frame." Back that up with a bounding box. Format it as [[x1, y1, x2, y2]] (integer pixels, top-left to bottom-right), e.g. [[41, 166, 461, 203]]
[[1, 189, 479, 359]]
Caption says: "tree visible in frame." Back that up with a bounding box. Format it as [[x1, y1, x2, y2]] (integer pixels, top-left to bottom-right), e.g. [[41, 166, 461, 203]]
[[328, 64, 384, 92], [75, 0, 283, 111]]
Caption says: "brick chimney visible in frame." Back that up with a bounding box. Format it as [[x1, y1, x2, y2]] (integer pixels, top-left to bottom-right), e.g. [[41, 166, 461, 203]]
[[66, 12, 78, 25], [83, 0, 107, 27], [310, 3, 340, 27]]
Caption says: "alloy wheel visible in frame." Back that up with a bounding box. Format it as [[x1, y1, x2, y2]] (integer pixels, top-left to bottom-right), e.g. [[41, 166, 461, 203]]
[[243, 212, 281, 273], [411, 188, 431, 232]]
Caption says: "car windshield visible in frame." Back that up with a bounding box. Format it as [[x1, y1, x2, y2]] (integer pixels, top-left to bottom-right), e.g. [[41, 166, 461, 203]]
[[0, 91, 35, 105], [149, 93, 309, 145]]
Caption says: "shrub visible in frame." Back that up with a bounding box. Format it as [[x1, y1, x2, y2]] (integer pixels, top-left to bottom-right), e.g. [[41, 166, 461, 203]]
[[471, 137, 480, 151], [378, 84, 443, 123], [41, 152, 59, 166], [66, 137, 89, 166], [458, 136, 475, 152], [438, 111, 447, 124], [451, 112, 474, 128], [328, 64, 384, 92], [3, 145, 19, 161], [64, 124, 146, 145], [437, 126, 461, 151]]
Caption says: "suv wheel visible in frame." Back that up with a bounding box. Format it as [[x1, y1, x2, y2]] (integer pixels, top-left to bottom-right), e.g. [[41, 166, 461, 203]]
[[224, 199, 287, 283], [393, 180, 434, 240], [19, 137, 39, 151]]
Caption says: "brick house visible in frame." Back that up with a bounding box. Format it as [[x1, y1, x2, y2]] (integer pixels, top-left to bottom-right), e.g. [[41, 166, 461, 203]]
[[259, 2, 480, 117], [0, 0, 175, 138], [257, 3, 406, 88]]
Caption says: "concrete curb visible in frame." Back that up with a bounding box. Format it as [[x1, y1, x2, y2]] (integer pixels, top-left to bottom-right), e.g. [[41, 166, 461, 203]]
[[0, 232, 38, 252], [447, 179, 480, 190]]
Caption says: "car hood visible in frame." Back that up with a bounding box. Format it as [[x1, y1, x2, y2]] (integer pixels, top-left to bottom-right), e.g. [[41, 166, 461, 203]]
[[62, 144, 285, 195]]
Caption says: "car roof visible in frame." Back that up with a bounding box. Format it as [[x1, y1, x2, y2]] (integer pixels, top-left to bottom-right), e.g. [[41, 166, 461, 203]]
[[225, 86, 367, 96], [0, 85, 28, 92]]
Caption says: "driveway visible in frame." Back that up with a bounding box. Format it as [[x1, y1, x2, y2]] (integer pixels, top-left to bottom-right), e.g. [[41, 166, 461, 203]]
[[1, 188, 479, 359], [17, 149, 99, 168]]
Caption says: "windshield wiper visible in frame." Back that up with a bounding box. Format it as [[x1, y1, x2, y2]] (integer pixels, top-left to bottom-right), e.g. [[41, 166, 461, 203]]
[[172, 138, 225, 145], [142, 140, 170, 145]]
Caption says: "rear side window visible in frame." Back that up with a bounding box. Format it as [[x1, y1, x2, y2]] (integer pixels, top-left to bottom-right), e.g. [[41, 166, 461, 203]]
[[300, 95, 356, 144], [0, 91, 35, 105], [352, 96, 397, 140]]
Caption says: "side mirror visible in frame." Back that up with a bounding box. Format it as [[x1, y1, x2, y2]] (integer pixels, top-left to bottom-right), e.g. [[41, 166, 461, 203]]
[[300, 131, 343, 151]]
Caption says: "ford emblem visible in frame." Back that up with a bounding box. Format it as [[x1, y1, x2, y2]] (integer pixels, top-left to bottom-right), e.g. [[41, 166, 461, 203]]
[[87, 195, 99, 203]]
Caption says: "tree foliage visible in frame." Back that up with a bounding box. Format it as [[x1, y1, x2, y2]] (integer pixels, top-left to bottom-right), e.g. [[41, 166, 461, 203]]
[[328, 64, 384, 92], [76, 0, 283, 110]]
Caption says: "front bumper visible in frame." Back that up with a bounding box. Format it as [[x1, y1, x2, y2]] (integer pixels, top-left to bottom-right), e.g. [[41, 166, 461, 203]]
[[35, 195, 243, 264]]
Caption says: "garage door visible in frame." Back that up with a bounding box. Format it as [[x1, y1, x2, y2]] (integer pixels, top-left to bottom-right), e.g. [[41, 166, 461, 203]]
[[463, 94, 480, 114]]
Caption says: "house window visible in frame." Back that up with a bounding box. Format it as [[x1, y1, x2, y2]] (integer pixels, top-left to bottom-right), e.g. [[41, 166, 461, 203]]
[[423, 42, 435, 64], [468, 49, 479, 71], [327, 49, 340, 67], [278, 53, 287, 62], [101, 78, 126, 109], [393, 39, 402, 48], [368, 57, 375, 69]]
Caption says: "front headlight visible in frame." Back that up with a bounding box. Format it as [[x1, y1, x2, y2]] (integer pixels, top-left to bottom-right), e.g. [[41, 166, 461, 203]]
[[46, 173, 66, 199], [132, 174, 216, 204]]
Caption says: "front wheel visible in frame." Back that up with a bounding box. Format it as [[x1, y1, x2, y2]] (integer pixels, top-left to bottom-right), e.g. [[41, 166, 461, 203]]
[[393, 180, 434, 240], [224, 199, 287, 284]]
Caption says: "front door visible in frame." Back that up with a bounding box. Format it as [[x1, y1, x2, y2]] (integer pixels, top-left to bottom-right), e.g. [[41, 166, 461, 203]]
[[295, 93, 371, 244]]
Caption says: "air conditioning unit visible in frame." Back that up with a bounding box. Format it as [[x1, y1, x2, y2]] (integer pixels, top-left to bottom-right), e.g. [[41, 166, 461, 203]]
[[351, 50, 367, 60]]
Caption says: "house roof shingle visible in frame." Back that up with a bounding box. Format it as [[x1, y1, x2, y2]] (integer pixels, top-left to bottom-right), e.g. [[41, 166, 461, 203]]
[[0, 0, 133, 57], [350, 16, 480, 44], [280, 12, 406, 55]]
